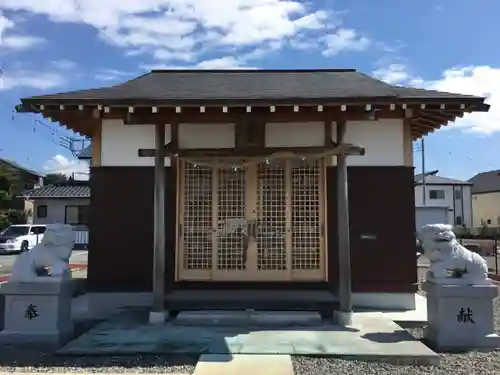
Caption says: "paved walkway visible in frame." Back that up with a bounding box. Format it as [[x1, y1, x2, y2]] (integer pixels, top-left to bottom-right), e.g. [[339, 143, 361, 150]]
[[193, 354, 293, 375], [59, 308, 438, 365]]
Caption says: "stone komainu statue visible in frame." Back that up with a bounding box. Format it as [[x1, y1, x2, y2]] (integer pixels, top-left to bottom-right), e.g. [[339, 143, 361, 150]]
[[418, 223, 490, 285], [9, 224, 74, 282]]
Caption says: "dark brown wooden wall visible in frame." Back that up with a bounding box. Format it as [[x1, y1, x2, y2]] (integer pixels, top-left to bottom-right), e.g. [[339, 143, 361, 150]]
[[88, 165, 416, 293], [87, 167, 176, 292], [326, 166, 417, 293]]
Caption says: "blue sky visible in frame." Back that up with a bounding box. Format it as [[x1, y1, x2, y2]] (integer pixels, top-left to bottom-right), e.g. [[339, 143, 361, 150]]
[[0, 0, 499, 180]]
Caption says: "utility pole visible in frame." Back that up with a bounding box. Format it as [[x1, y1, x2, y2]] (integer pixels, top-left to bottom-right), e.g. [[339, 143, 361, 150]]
[[421, 138, 427, 205]]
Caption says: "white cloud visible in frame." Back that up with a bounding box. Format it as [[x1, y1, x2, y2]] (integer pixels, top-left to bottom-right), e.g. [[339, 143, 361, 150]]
[[0, 1, 349, 63], [0, 11, 14, 37], [425, 66, 500, 134], [142, 56, 256, 70], [372, 64, 410, 85], [195, 56, 256, 69], [94, 68, 136, 82], [43, 155, 89, 180], [0, 59, 78, 91], [1, 34, 46, 50], [50, 59, 77, 70], [373, 64, 500, 135], [0, 10, 46, 51], [0, 70, 66, 90], [322, 28, 371, 56]]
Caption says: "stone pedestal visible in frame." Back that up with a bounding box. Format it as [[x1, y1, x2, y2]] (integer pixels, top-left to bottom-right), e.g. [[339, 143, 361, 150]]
[[0, 280, 74, 346], [423, 281, 500, 351]]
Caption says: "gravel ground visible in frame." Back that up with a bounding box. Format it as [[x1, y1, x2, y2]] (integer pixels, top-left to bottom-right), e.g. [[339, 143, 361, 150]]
[[293, 275, 500, 375], [0, 348, 198, 373], [0, 320, 198, 373], [292, 352, 500, 375]]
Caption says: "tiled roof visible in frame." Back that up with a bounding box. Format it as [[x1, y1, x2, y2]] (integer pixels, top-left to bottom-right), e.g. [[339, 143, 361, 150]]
[[76, 145, 92, 159], [468, 170, 500, 194], [20, 183, 90, 199], [415, 173, 471, 185], [21, 69, 488, 105]]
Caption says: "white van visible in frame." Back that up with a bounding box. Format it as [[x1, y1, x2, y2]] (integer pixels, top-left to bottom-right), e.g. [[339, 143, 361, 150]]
[[0, 224, 47, 253]]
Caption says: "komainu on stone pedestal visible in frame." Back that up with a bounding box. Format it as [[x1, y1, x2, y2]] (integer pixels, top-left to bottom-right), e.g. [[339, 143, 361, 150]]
[[9, 223, 74, 282], [0, 224, 75, 346], [419, 224, 500, 351], [418, 224, 490, 285]]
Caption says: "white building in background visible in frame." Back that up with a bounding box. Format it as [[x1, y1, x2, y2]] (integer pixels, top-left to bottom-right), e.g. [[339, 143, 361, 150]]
[[414, 170, 473, 228]]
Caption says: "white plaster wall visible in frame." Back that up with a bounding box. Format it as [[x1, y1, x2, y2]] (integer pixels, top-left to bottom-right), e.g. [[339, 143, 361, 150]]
[[266, 122, 324, 147], [100, 118, 406, 167], [178, 123, 235, 148], [331, 119, 405, 166], [100, 119, 171, 167]]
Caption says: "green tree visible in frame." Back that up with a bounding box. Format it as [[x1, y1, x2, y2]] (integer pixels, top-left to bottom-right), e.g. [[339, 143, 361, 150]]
[[0, 163, 26, 230], [44, 173, 68, 185]]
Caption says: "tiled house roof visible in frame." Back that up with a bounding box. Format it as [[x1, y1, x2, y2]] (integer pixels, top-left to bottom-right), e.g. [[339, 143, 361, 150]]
[[468, 170, 500, 194], [415, 173, 471, 185], [20, 183, 90, 199], [76, 145, 92, 159]]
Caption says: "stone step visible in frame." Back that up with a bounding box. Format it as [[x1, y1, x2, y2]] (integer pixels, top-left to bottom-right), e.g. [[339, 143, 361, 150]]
[[165, 289, 338, 314], [174, 310, 323, 326], [192, 354, 294, 375]]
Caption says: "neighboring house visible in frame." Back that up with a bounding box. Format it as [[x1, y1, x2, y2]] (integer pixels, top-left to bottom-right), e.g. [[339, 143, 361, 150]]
[[76, 145, 92, 160], [414, 170, 473, 228], [468, 170, 500, 227], [17, 69, 489, 315], [19, 181, 90, 248], [0, 156, 44, 221]]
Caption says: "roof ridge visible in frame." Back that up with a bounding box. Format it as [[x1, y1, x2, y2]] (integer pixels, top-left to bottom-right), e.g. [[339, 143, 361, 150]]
[[150, 69, 357, 74]]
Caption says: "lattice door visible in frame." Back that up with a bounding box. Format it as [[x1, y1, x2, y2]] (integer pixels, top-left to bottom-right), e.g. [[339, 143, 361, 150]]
[[290, 159, 325, 280], [256, 160, 289, 280], [212, 163, 249, 280], [255, 158, 325, 281], [177, 158, 325, 281], [178, 161, 213, 280]]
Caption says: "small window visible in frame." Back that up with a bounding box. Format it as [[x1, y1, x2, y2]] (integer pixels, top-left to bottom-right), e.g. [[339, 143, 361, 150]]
[[455, 216, 463, 225], [454, 189, 462, 200], [429, 189, 445, 199], [30, 226, 46, 235], [65, 205, 89, 225], [36, 205, 47, 218]]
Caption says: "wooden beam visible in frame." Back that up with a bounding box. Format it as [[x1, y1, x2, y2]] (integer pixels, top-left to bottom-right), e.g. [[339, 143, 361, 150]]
[[40, 105, 408, 125], [91, 120, 102, 167], [420, 111, 455, 123], [123, 107, 407, 124], [324, 118, 337, 147], [138, 143, 365, 159], [32, 102, 481, 114], [149, 123, 167, 324], [335, 119, 353, 325], [403, 119, 413, 167]]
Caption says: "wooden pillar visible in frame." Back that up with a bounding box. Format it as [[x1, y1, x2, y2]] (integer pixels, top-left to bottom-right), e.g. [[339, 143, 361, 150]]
[[149, 123, 167, 324], [335, 120, 353, 325]]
